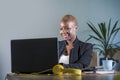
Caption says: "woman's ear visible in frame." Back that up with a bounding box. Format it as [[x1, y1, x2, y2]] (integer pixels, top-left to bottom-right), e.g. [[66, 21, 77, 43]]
[[76, 26, 78, 29], [74, 26, 78, 30]]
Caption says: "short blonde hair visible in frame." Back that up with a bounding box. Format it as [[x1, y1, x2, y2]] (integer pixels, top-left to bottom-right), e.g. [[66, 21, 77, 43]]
[[61, 14, 78, 26]]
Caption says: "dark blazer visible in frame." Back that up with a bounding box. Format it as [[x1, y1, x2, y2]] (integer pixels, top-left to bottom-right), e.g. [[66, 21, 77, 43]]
[[59, 37, 93, 69]]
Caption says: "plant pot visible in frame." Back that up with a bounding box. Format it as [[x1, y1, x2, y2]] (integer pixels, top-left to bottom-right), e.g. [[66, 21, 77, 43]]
[[102, 59, 117, 70], [99, 57, 114, 66]]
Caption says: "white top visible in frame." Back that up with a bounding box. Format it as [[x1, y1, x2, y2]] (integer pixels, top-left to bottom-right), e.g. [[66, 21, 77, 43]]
[[59, 54, 69, 64]]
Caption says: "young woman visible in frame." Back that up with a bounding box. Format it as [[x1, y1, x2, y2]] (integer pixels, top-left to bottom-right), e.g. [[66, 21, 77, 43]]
[[59, 14, 93, 69]]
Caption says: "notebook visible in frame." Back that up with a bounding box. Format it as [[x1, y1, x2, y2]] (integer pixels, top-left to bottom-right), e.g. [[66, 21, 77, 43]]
[[11, 37, 58, 74]]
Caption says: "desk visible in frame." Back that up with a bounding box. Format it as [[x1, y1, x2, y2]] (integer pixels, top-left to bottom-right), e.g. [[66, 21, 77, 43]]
[[6, 73, 120, 80]]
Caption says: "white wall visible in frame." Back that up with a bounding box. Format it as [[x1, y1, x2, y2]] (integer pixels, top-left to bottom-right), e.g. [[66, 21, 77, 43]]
[[0, 0, 120, 80]]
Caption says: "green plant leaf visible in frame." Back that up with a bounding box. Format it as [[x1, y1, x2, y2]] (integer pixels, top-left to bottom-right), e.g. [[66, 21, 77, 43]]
[[98, 23, 107, 41], [86, 19, 120, 58], [87, 22, 104, 40]]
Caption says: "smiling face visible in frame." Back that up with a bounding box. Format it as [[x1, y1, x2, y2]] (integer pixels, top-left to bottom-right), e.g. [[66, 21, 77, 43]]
[[60, 15, 78, 42], [60, 21, 77, 42]]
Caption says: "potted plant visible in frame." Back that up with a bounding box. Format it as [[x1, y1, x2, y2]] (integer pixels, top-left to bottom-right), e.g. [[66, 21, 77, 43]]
[[86, 19, 120, 65]]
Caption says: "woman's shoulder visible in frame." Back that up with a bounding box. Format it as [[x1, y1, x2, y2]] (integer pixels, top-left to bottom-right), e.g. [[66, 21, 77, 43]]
[[77, 39, 93, 47]]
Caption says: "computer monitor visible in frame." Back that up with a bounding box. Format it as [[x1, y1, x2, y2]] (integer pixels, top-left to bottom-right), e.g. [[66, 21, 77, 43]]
[[11, 37, 58, 73]]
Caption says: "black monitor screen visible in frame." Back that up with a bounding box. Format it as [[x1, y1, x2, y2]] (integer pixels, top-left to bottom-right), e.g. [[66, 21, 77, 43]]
[[11, 37, 58, 73]]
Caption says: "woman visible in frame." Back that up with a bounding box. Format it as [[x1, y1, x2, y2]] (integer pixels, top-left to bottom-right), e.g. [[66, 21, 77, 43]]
[[59, 14, 93, 69]]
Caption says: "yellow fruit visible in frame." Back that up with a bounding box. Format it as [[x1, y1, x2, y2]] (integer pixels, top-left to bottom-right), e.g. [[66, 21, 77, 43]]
[[64, 68, 82, 75], [52, 64, 82, 75], [52, 64, 64, 75]]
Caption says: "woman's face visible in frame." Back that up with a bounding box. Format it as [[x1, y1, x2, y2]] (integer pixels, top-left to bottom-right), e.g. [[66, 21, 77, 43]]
[[60, 21, 77, 41]]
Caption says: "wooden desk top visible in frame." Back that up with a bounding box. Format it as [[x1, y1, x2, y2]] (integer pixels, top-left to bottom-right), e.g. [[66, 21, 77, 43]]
[[6, 72, 120, 80]]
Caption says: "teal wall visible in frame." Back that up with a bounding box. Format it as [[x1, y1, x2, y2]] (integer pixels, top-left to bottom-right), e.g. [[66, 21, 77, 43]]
[[0, 0, 120, 80]]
